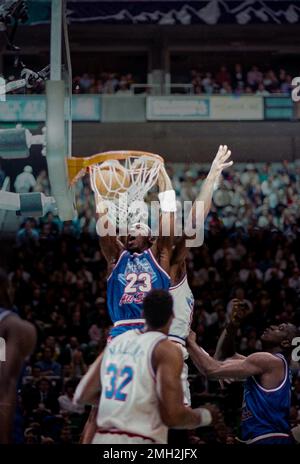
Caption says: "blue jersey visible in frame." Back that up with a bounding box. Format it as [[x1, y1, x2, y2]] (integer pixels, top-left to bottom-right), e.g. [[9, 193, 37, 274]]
[[241, 353, 292, 444], [107, 249, 170, 338]]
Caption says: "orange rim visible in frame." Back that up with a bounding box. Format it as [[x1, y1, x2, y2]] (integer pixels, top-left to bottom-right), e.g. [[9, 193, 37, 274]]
[[67, 150, 164, 185]]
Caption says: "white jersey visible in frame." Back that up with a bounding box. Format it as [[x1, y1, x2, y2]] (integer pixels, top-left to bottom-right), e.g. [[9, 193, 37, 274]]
[[169, 275, 194, 346], [97, 329, 168, 444]]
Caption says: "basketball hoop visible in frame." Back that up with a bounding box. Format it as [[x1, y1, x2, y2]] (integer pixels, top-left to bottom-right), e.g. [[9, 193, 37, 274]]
[[67, 151, 164, 227]]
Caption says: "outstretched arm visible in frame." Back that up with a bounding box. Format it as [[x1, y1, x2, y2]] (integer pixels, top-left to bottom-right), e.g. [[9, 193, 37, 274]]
[[172, 145, 233, 266], [187, 331, 277, 381], [73, 353, 103, 406], [151, 165, 175, 273], [214, 299, 247, 361]]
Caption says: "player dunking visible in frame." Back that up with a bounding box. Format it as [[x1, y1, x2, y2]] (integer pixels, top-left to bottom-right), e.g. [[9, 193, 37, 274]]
[[79, 164, 176, 443], [80, 147, 232, 442], [0, 268, 36, 443], [187, 299, 299, 444], [169, 145, 233, 404], [96, 164, 175, 338], [74, 289, 221, 444]]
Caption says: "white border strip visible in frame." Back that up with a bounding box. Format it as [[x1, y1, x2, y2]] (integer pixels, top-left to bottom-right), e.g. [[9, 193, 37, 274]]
[[114, 319, 145, 327]]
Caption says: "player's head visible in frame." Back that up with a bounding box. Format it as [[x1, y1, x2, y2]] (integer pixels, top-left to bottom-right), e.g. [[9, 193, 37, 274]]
[[126, 223, 154, 253], [261, 323, 299, 354], [143, 289, 173, 334], [0, 267, 13, 309]]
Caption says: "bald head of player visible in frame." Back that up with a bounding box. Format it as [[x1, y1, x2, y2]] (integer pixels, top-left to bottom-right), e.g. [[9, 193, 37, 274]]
[[260, 322, 298, 355], [142, 289, 174, 335]]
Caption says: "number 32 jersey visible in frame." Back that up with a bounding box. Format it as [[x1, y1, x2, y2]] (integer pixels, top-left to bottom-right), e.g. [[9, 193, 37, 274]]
[[107, 249, 170, 338], [97, 329, 168, 444]]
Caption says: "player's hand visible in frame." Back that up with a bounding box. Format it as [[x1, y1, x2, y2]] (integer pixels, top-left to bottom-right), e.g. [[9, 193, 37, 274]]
[[230, 299, 248, 326], [187, 330, 197, 347], [158, 164, 173, 192], [219, 378, 235, 389], [208, 145, 233, 187]]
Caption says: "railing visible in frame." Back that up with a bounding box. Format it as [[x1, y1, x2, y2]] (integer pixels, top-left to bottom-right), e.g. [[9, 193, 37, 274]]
[[0, 176, 11, 230], [131, 83, 194, 95], [165, 83, 194, 95], [130, 84, 161, 95]]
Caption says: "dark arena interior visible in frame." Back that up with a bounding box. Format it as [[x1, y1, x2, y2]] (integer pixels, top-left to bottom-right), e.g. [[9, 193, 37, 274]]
[[0, 0, 300, 453]]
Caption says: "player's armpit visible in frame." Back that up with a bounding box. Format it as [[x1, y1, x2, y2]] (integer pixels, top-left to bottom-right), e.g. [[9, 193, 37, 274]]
[[170, 236, 188, 266], [151, 166, 175, 271], [151, 212, 175, 275]]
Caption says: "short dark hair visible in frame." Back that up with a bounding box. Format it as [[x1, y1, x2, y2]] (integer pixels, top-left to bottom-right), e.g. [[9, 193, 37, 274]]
[[143, 289, 173, 329]]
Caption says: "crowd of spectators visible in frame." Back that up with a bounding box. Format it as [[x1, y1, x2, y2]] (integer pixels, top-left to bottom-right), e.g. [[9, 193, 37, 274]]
[[3, 64, 295, 96], [2, 71, 136, 95], [72, 72, 135, 95], [5, 160, 300, 443], [190, 65, 295, 96], [72, 65, 295, 96]]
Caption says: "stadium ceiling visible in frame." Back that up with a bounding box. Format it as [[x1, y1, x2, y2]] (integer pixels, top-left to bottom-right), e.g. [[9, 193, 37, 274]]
[[25, 1, 300, 26], [7, 23, 300, 55]]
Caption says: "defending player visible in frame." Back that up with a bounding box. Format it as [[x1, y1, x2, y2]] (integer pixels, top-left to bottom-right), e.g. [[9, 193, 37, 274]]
[[0, 268, 36, 443], [187, 299, 298, 444], [169, 145, 233, 404], [74, 289, 221, 444]]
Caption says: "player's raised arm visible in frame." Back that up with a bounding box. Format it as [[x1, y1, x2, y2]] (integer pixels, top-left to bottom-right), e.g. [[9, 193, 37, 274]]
[[73, 352, 103, 406], [96, 200, 125, 270], [171, 145, 233, 266], [214, 299, 247, 361], [153, 339, 221, 429], [151, 165, 176, 272], [187, 331, 279, 380]]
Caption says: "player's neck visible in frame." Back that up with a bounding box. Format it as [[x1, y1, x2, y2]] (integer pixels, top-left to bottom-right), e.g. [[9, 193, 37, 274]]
[[264, 346, 285, 357], [143, 324, 168, 335], [129, 246, 149, 254]]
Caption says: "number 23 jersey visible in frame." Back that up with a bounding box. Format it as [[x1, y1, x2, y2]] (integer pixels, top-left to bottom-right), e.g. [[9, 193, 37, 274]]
[[107, 249, 170, 338]]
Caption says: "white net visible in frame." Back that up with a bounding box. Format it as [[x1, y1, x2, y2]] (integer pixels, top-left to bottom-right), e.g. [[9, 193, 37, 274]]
[[89, 153, 163, 227]]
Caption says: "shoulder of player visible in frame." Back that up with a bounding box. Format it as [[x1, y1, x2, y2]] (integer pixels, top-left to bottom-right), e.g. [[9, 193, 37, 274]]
[[3, 315, 36, 354], [153, 338, 183, 365], [246, 352, 284, 370], [107, 247, 127, 272]]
